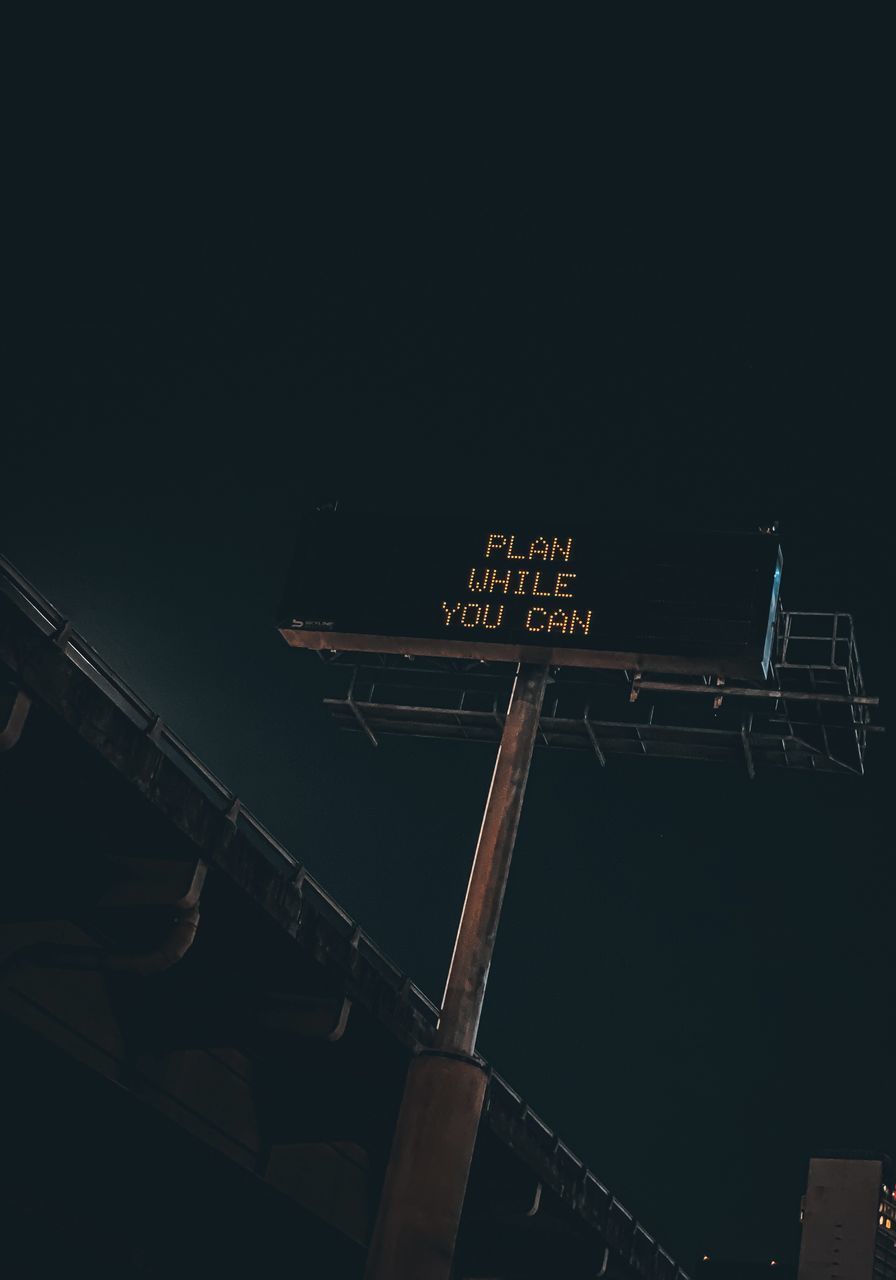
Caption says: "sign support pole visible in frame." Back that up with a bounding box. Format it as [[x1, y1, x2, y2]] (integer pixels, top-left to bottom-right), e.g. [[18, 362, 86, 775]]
[[364, 663, 550, 1280]]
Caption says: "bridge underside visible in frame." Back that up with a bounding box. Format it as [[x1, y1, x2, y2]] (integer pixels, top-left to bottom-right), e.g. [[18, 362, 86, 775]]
[[1, 557, 692, 1279]]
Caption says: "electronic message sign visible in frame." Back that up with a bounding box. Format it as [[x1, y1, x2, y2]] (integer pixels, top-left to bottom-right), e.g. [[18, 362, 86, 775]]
[[278, 510, 783, 679]]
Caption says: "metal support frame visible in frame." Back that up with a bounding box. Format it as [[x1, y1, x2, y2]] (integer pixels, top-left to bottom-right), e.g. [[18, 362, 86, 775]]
[[321, 608, 881, 778], [632, 676, 876, 707], [584, 709, 607, 767], [740, 715, 756, 781], [347, 667, 379, 746]]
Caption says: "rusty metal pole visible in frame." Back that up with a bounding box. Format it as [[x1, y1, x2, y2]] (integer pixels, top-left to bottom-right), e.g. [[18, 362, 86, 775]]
[[435, 662, 550, 1057], [364, 663, 549, 1280]]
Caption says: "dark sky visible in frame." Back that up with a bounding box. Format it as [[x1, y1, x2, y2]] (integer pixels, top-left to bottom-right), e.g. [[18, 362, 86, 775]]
[[5, 23, 891, 1268]]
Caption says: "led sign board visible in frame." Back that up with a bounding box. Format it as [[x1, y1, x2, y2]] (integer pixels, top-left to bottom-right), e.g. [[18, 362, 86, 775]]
[[278, 511, 783, 679]]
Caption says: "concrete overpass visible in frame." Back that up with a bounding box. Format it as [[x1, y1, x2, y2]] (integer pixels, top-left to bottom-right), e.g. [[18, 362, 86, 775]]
[[0, 555, 690, 1279]]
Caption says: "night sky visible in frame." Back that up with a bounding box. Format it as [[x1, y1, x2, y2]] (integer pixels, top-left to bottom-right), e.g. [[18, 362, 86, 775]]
[[5, 24, 891, 1269]]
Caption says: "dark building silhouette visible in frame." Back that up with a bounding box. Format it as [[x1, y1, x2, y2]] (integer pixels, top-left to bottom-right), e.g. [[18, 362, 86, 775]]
[[797, 1154, 896, 1280]]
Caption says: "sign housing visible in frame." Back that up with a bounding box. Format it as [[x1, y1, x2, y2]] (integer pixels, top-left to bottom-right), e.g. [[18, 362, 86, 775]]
[[278, 510, 783, 680]]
